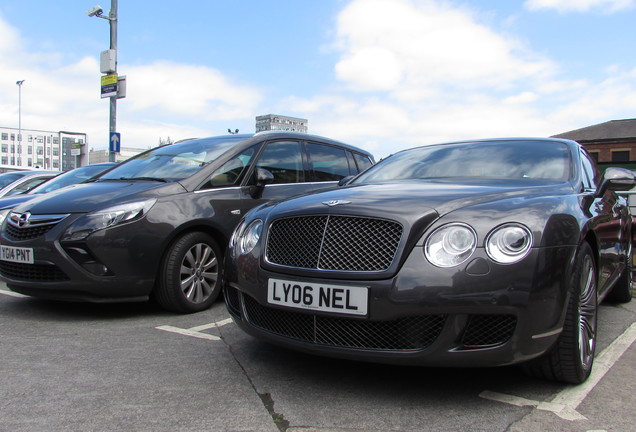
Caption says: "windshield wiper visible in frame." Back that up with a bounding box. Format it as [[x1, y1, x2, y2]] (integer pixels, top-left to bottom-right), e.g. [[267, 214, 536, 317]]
[[118, 177, 168, 183]]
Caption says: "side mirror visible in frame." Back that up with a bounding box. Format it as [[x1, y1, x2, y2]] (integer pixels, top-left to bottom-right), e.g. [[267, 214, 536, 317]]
[[248, 168, 274, 199], [597, 167, 636, 196]]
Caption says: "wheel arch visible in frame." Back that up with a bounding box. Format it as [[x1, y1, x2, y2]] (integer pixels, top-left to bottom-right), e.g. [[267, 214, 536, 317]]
[[584, 230, 600, 270], [154, 221, 230, 283]]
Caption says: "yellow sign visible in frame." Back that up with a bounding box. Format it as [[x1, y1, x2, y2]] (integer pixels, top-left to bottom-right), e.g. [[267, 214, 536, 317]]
[[101, 74, 118, 98], [101, 74, 118, 85]]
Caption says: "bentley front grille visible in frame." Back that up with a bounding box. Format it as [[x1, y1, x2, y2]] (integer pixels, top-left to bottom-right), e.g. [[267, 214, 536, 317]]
[[266, 215, 402, 272]]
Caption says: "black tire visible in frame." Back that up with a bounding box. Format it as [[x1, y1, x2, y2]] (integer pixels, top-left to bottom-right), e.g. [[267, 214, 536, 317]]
[[523, 242, 597, 384], [155, 232, 222, 313]]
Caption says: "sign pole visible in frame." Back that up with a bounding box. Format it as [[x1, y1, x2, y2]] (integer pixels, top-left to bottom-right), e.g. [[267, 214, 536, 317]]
[[108, 0, 118, 163]]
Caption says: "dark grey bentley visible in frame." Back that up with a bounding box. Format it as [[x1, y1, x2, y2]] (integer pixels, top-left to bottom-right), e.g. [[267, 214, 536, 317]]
[[224, 137, 635, 384], [0, 132, 373, 313]]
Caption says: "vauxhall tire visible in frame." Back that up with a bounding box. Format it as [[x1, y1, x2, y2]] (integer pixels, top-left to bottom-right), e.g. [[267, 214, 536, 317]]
[[155, 232, 222, 314]]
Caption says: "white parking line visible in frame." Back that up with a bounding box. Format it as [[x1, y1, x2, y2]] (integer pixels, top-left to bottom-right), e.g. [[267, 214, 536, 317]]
[[480, 321, 636, 421], [155, 318, 234, 341], [0, 288, 27, 298]]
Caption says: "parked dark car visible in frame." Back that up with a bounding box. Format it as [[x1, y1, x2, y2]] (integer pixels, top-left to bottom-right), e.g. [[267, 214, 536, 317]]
[[0, 170, 58, 197], [224, 137, 635, 384], [0, 163, 116, 225], [0, 132, 373, 313]]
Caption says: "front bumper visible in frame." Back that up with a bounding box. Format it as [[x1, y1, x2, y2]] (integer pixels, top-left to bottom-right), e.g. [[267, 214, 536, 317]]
[[0, 214, 163, 302], [224, 244, 576, 367]]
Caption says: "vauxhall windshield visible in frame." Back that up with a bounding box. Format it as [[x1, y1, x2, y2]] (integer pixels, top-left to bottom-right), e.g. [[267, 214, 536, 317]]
[[99, 135, 249, 182]]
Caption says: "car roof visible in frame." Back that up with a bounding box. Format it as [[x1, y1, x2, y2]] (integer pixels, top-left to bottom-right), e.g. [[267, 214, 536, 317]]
[[179, 132, 374, 159], [254, 131, 374, 157]]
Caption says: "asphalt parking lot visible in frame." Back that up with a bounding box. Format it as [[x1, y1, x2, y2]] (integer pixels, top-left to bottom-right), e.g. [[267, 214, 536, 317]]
[[1, 282, 635, 432]]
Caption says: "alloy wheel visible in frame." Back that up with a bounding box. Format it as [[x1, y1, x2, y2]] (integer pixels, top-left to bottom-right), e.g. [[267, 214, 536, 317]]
[[180, 242, 219, 304], [578, 254, 597, 371]]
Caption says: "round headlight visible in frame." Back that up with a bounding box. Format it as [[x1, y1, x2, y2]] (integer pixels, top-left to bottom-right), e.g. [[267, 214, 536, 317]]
[[486, 224, 532, 264], [239, 219, 263, 255], [425, 223, 477, 267], [229, 220, 245, 258]]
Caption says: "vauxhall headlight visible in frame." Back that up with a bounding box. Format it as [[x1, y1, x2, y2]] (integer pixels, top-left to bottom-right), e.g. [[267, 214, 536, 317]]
[[237, 219, 263, 255], [62, 199, 156, 241], [425, 223, 477, 267], [485, 223, 533, 264]]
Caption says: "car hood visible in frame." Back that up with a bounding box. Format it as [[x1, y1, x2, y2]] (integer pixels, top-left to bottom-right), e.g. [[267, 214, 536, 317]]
[[0, 195, 36, 210], [13, 180, 187, 214], [263, 180, 572, 221]]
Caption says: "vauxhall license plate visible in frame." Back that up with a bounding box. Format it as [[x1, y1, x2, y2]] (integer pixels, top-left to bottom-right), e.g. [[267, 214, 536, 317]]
[[267, 278, 368, 316], [0, 245, 34, 264]]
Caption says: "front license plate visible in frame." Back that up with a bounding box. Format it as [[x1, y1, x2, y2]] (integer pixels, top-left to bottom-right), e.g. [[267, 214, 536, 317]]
[[0, 245, 34, 264], [267, 278, 368, 316]]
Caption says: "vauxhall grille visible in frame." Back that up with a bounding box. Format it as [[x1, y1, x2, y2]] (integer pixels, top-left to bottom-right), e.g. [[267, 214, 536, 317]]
[[5, 212, 70, 241]]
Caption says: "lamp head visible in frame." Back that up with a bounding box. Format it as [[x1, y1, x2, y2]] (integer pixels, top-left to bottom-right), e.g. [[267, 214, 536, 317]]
[[87, 5, 104, 17]]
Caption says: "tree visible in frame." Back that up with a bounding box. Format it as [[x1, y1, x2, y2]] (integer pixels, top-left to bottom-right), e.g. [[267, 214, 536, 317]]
[[159, 137, 174, 147]]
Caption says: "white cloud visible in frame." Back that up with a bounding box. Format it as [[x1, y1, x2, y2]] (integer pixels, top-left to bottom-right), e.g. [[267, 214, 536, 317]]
[[285, 0, 636, 159], [504, 91, 539, 104], [0, 15, 264, 151], [335, 47, 403, 91], [524, 0, 636, 12], [0, 14, 21, 54], [3, 1, 636, 163], [334, 0, 556, 95], [126, 61, 263, 120]]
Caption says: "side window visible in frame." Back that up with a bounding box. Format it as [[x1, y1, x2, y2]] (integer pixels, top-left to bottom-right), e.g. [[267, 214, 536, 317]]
[[201, 146, 257, 189], [256, 141, 304, 184], [353, 152, 373, 172], [307, 143, 350, 181], [580, 150, 600, 190], [10, 177, 49, 195]]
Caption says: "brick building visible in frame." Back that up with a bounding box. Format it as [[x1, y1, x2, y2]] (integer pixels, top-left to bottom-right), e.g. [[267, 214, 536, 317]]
[[553, 118, 636, 169]]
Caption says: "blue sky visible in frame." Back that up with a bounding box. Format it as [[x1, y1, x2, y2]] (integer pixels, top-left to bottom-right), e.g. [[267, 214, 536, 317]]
[[1, 0, 636, 159]]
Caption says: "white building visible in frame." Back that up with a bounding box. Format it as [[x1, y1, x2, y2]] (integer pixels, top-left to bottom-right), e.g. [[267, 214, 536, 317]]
[[255, 114, 308, 133], [0, 126, 88, 172]]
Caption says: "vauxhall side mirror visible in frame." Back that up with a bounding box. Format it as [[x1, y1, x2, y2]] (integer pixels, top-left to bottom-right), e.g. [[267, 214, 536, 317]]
[[249, 168, 274, 199]]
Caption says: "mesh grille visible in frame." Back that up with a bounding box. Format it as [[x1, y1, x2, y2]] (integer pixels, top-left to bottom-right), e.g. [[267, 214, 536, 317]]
[[0, 261, 69, 281], [266, 215, 402, 271], [225, 285, 242, 318], [5, 223, 55, 241], [461, 314, 517, 348], [242, 293, 445, 350], [266, 216, 327, 268]]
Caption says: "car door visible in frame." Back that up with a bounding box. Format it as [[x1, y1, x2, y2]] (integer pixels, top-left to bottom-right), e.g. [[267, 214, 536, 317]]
[[581, 149, 629, 291], [197, 139, 313, 231], [306, 141, 354, 190], [249, 139, 312, 203]]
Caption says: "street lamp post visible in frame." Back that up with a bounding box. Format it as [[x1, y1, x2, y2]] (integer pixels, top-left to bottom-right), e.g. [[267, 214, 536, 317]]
[[88, 1, 118, 163], [16, 80, 24, 167]]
